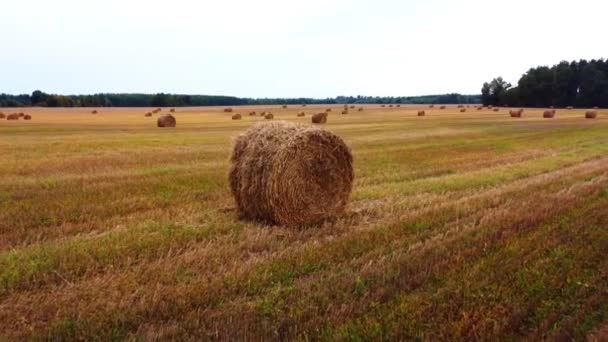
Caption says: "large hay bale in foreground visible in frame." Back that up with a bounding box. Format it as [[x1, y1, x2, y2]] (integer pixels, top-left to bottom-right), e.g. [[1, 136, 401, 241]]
[[157, 114, 176, 127], [6, 113, 19, 120], [312, 112, 327, 123], [229, 121, 354, 225], [23, 114, 32, 120], [586, 111, 597, 119], [232, 113, 242, 120], [418, 110, 425, 116], [543, 110, 555, 118]]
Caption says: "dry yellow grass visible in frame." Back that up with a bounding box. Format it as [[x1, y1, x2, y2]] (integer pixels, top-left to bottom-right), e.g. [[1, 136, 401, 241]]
[[0, 105, 607, 340]]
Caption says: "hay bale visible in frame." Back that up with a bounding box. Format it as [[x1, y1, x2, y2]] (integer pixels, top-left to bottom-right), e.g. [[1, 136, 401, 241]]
[[312, 112, 328, 123], [585, 111, 597, 119], [567, 106, 573, 110], [157, 114, 176, 127], [439, 106, 446, 109], [6, 113, 19, 120], [429, 104, 435, 108], [145, 112, 152, 117], [265, 113, 274, 120], [23, 114, 32, 120], [229, 121, 354, 225], [170, 108, 175, 113], [260, 111, 268, 116], [325, 108, 332, 113], [341, 110, 348, 115], [396, 104, 401, 108], [0, 113, 5, 119], [18, 113, 24, 117], [477, 107, 483, 110], [232, 113, 242, 120], [350, 105, 355, 109], [381, 104, 386, 108], [282, 105, 288, 109], [302, 104, 307, 107], [358, 108, 363, 112], [297, 112, 305, 117], [460, 108, 466, 113], [249, 111, 257, 116], [457, 105, 464, 108], [509, 109, 523, 117], [91, 110, 98, 114], [417, 110, 425, 116], [543, 110, 555, 118], [224, 108, 233, 113], [389, 104, 394, 108], [493, 108, 499, 112]]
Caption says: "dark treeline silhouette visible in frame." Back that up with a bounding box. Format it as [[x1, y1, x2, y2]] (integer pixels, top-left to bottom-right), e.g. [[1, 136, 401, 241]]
[[482, 58, 608, 108], [0, 91, 480, 107]]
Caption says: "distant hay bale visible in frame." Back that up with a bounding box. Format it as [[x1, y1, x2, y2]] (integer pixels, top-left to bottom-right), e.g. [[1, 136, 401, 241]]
[[488, 105, 493, 109], [154, 108, 162, 113], [585, 111, 597, 119], [312, 112, 328, 123], [0, 113, 5, 119], [567, 106, 573, 110], [302, 104, 307, 107], [439, 106, 446, 109], [381, 104, 386, 108], [358, 107, 363, 112], [460, 108, 466, 112], [341, 110, 348, 115], [145, 112, 152, 117], [457, 105, 464, 108], [297, 111, 305, 117], [509, 109, 523, 117], [18, 113, 24, 117], [265, 113, 274, 120], [417, 110, 425, 116], [157, 114, 176, 127], [396, 104, 401, 107], [6, 113, 19, 120], [282, 105, 287, 109], [477, 107, 483, 110], [249, 111, 257, 116], [260, 111, 268, 116], [232, 113, 242, 120], [23, 114, 32, 120], [429, 104, 434, 108], [229, 121, 354, 225], [325, 108, 332, 112], [543, 110, 555, 118], [493, 108, 499, 112], [91, 110, 98, 114], [350, 105, 355, 109], [389, 104, 393, 108], [224, 108, 233, 113], [170, 108, 175, 113]]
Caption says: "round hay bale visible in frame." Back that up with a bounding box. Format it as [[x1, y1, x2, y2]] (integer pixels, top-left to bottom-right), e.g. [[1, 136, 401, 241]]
[[265, 113, 274, 120], [6, 113, 19, 120], [259, 111, 267, 116], [460, 108, 466, 113], [350, 105, 355, 109], [341, 110, 348, 115], [325, 108, 332, 113], [23, 114, 32, 120], [170, 108, 175, 113], [585, 111, 597, 119], [417, 110, 425, 116], [157, 114, 176, 127], [509, 109, 523, 118], [312, 112, 327, 124], [297, 111, 305, 117], [543, 110, 555, 118], [439, 105, 446, 109], [224, 108, 233, 113], [18, 113, 24, 117], [145, 112, 152, 117], [249, 111, 257, 116], [91, 110, 98, 114], [429, 104, 434, 108], [389, 104, 394, 108], [381, 104, 386, 108], [0, 113, 5, 119], [396, 104, 401, 107], [477, 107, 483, 110], [282, 105, 288, 109], [358, 107, 363, 112], [232, 113, 242, 120], [229, 121, 354, 225], [493, 108, 499, 112], [302, 104, 307, 107]]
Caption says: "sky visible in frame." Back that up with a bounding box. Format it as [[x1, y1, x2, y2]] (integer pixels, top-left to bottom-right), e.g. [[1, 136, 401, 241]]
[[1, 0, 606, 98]]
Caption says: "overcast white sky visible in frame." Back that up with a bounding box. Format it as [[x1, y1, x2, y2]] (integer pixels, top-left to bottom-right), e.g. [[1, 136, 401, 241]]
[[0, 0, 605, 98]]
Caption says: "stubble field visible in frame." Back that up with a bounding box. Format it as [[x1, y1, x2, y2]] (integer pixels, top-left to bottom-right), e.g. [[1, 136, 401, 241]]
[[0, 105, 607, 340]]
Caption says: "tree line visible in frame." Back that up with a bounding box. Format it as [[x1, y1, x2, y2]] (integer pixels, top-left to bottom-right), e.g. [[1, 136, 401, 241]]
[[482, 58, 608, 108], [0, 91, 480, 107]]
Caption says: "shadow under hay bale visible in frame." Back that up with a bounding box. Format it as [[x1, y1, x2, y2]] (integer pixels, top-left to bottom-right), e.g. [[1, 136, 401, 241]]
[[229, 121, 354, 226], [157, 114, 176, 127], [312, 112, 327, 123]]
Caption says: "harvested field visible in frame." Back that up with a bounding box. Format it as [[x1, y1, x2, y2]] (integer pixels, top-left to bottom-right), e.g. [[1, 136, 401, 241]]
[[0, 105, 607, 340]]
